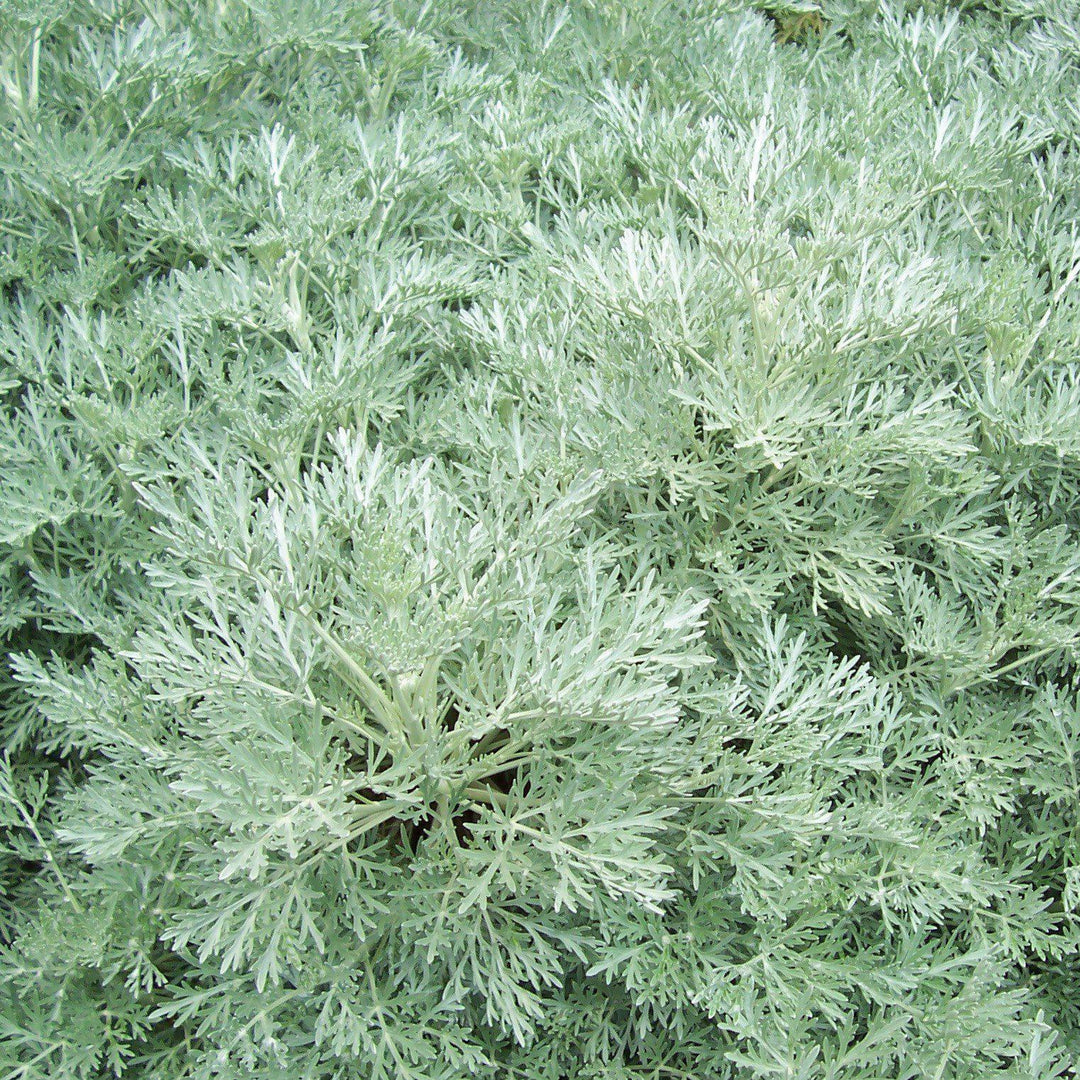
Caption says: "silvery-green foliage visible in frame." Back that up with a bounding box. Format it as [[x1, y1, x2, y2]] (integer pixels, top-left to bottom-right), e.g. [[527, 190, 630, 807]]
[[2, 0, 1080, 1076]]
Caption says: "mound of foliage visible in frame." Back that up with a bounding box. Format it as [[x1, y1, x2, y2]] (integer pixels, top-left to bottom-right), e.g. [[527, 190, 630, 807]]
[[2, 0, 1080, 1076]]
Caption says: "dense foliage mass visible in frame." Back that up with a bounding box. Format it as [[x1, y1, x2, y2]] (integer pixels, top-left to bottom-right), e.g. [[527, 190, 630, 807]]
[[2, 0, 1080, 1076]]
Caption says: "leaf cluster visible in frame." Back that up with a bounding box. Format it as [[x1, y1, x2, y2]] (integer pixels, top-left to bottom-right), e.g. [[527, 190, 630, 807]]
[[2, 0, 1080, 1077]]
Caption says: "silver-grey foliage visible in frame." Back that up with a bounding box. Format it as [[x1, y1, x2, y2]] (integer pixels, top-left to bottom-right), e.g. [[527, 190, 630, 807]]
[[1, 0, 1080, 1077]]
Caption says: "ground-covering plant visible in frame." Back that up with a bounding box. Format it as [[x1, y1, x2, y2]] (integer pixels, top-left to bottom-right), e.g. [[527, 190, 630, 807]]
[[2, 0, 1080, 1076]]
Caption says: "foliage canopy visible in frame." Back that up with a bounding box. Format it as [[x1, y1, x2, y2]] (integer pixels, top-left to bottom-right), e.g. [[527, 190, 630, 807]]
[[2, 0, 1080, 1077]]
